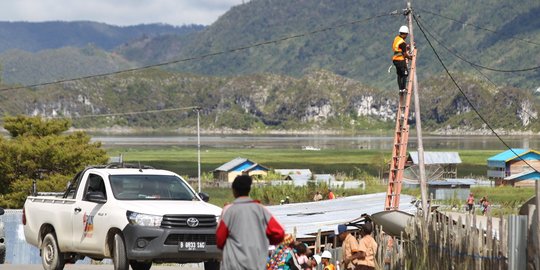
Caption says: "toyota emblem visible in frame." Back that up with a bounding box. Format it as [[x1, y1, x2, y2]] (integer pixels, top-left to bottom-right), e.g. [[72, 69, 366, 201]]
[[186, 217, 199, 227]]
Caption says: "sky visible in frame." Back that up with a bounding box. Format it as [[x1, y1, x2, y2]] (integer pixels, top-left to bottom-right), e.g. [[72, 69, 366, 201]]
[[0, 0, 247, 26]]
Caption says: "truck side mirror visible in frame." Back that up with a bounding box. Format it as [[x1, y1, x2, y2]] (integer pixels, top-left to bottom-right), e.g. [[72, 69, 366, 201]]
[[0, 207, 4, 215], [86, 192, 107, 204], [198, 192, 210, 202]]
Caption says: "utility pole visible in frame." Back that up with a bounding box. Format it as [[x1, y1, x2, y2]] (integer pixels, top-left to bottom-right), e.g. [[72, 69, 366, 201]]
[[406, 1, 429, 221], [195, 107, 202, 193]]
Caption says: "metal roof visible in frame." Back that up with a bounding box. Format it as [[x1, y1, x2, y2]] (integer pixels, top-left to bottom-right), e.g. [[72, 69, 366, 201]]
[[408, 151, 462, 164], [214, 157, 248, 171], [215, 157, 268, 172], [267, 193, 416, 239], [504, 170, 540, 181], [275, 169, 312, 176], [285, 175, 311, 181], [428, 179, 475, 186], [313, 174, 335, 181], [487, 149, 527, 162]]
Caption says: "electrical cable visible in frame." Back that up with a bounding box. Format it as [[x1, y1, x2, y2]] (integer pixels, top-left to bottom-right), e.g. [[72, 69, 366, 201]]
[[415, 7, 540, 47], [413, 13, 540, 174], [0, 12, 395, 93], [414, 12, 540, 73], [414, 15, 539, 121], [64, 106, 200, 119]]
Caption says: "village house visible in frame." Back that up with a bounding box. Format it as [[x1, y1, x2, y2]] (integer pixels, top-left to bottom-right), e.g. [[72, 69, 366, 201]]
[[487, 148, 540, 187], [406, 151, 462, 179], [213, 157, 269, 182]]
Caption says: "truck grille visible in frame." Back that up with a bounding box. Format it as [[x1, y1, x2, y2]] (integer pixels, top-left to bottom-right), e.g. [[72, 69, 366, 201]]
[[161, 215, 217, 228], [164, 234, 217, 245]]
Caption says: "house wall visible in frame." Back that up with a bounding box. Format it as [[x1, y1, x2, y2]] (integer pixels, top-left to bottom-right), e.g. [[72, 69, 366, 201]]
[[224, 169, 268, 182], [508, 160, 540, 174], [514, 180, 536, 188], [427, 186, 470, 200]]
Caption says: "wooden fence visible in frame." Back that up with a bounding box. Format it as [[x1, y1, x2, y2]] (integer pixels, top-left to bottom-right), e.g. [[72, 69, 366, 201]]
[[375, 211, 539, 270]]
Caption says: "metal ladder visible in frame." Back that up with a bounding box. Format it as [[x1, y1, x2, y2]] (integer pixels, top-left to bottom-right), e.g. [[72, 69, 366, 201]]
[[384, 48, 417, 211]]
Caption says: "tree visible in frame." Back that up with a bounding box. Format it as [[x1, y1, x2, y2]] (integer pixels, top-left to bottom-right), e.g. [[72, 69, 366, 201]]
[[0, 116, 108, 208]]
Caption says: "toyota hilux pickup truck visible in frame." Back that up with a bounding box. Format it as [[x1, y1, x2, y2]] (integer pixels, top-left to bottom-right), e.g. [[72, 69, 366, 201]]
[[23, 164, 222, 270]]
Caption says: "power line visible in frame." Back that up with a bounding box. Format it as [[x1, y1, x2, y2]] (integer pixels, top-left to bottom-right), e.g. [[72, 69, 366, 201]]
[[0, 12, 395, 93], [54, 106, 199, 119], [414, 15, 539, 132], [414, 14, 540, 73], [415, 7, 540, 47], [413, 13, 540, 174]]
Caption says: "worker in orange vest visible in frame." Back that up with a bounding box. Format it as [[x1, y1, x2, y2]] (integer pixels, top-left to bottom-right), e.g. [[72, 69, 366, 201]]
[[392, 25, 413, 93], [328, 189, 335, 200], [320, 250, 336, 270]]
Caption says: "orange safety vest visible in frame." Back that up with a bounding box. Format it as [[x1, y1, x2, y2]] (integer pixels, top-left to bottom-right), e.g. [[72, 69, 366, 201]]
[[324, 264, 336, 270], [392, 35, 406, 61]]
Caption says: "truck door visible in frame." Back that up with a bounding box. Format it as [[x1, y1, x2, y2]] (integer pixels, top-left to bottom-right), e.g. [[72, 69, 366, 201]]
[[72, 173, 109, 254]]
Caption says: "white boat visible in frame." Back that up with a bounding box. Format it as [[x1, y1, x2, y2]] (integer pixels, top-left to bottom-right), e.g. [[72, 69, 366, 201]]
[[370, 210, 414, 238], [302, 146, 321, 151]]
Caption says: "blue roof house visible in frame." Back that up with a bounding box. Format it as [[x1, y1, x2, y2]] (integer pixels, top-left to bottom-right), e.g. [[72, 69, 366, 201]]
[[213, 157, 269, 182], [487, 148, 540, 187]]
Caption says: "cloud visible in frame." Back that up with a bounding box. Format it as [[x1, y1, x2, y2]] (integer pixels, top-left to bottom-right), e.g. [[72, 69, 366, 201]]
[[0, 0, 245, 26]]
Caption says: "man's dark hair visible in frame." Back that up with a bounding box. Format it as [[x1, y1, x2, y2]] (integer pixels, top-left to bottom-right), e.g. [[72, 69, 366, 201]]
[[232, 175, 252, 196], [361, 222, 373, 234]]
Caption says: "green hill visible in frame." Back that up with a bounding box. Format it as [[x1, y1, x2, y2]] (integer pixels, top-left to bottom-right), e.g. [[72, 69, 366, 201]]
[[1, 69, 538, 133], [116, 0, 539, 91]]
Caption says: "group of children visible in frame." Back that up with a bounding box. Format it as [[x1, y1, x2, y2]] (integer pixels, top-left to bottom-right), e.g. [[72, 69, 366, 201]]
[[466, 193, 490, 215], [267, 234, 336, 270]]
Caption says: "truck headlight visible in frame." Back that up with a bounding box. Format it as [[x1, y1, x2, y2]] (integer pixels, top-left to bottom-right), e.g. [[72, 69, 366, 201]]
[[215, 215, 220, 224], [127, 211, 163, 227]]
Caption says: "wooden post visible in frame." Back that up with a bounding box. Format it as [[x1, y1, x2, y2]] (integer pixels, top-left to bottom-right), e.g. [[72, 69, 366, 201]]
[[536, 182, 540, 269]]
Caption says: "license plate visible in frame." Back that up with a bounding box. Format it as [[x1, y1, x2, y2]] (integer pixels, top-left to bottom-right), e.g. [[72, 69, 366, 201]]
[[178, 241, 206, 251]]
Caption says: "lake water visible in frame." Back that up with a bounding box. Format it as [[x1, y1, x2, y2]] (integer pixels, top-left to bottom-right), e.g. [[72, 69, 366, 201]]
[[92, 134, 540, 151]]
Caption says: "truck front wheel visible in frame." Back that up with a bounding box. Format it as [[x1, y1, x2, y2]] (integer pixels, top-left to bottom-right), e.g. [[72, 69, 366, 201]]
[[129, 260, 152, 270], [112, 233, 129, 270], [41, 233, 65, 270], [204, 260, 220, 270]]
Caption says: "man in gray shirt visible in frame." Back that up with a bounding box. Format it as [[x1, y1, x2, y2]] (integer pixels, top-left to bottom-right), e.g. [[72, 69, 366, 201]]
[[216, 175, 285, 269]]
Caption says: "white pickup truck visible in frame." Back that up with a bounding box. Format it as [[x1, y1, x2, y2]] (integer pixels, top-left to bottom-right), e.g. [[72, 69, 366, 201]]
[[23, 164, 222, 270]]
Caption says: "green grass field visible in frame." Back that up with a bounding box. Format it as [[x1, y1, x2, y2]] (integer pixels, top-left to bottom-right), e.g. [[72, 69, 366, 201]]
[[108, 147, 500, 178], [107, 147, 535, 212]]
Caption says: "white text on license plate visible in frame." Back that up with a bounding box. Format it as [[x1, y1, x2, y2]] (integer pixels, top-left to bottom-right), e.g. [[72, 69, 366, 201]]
[[179, 241, 206, 251]]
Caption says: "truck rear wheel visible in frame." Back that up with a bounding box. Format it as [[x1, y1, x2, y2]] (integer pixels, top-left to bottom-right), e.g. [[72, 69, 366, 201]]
[[112, 233, 129, 270], [129, 260, 152, 270], [41, 232, 65, 270]]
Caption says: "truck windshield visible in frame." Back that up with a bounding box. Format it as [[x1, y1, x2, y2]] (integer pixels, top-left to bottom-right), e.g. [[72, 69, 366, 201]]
[[109, 175, 197, 200]]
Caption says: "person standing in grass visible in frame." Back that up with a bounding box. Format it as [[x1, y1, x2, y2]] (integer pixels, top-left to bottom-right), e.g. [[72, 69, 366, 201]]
[[217, 175, 285, 270], [480, 196, 490, 216], [313, 191, 323, 201], [328, 190, 336, 200], [466, 193, 475, 213]]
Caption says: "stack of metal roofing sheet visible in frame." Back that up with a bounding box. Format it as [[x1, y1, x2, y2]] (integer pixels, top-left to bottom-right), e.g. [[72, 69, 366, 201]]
[[267, 192, 416, 239]]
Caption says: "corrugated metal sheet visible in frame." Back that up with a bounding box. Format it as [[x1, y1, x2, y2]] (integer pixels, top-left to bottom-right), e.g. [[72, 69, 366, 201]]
[[487, 149, 527, 162], [275, 169, 312, 176], [507, 215, 527, 270], [214, 157, 248, 171], [504, 170, 540, 180], [428, 179, 475, 186], [1, 210, 41, 264], [313, 174, 335, 182], [267, 193, 416, 239], [409, 151, 462, 164]]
